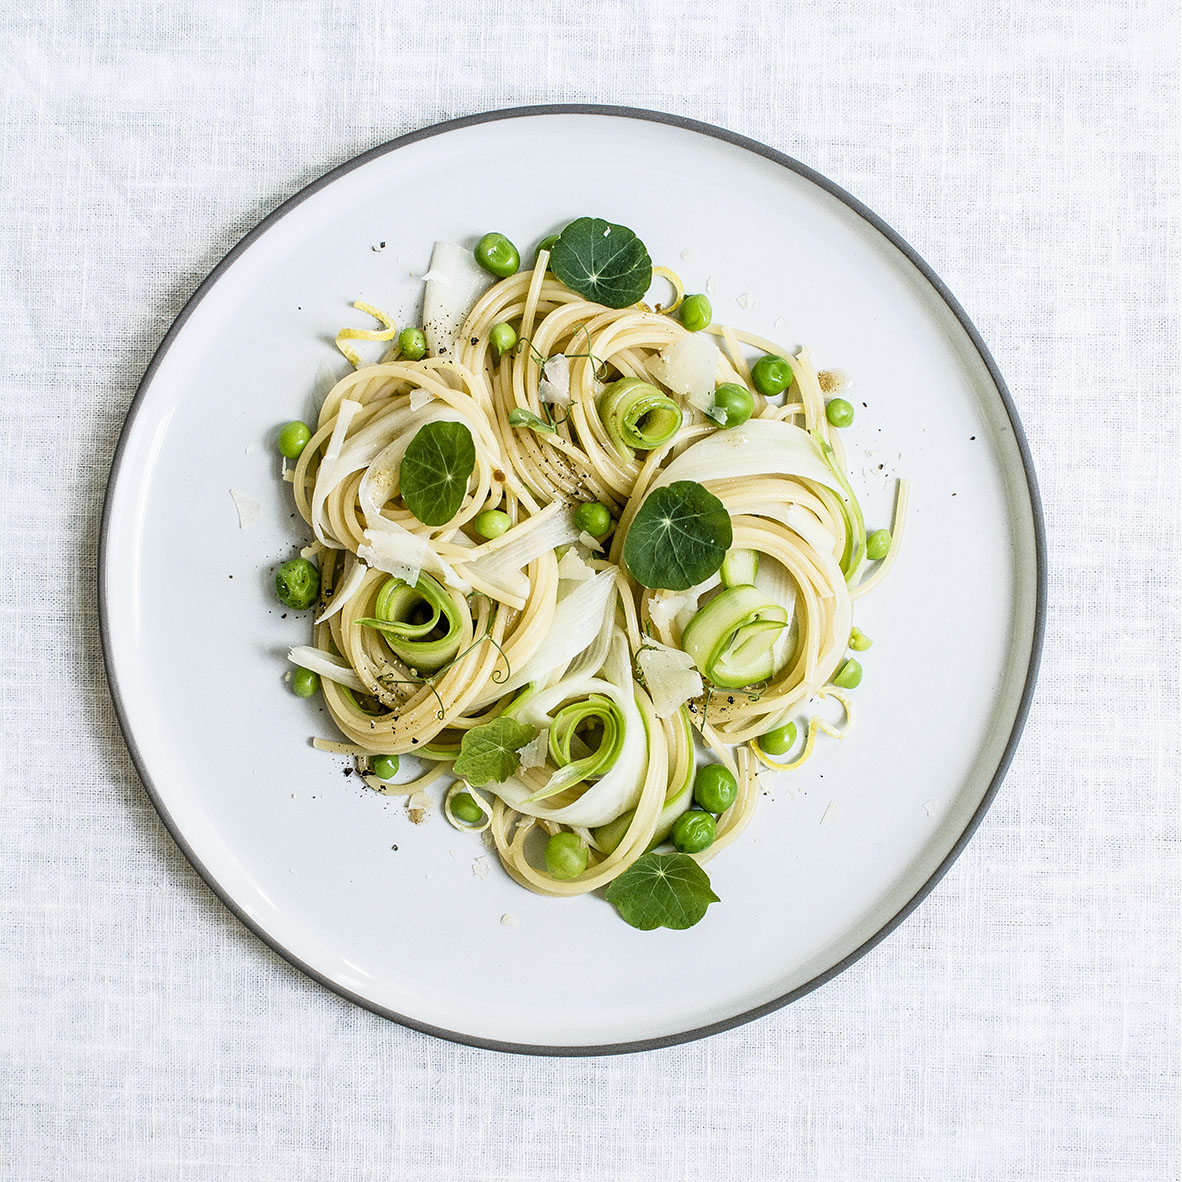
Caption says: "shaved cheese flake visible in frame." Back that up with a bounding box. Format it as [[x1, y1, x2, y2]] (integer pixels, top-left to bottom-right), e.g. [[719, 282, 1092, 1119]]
[[538, 353, 571, 406], [555, 547, 593, 583], [518, 729, 549, 770], [229, 489, 260, 528], [408, 387, 434, 411], [637, 642, 703, 719], [649, 334, 720, 414], [577, 531, 604, 552], [357, 526, 427, 587], [647, 591, 688, 632]]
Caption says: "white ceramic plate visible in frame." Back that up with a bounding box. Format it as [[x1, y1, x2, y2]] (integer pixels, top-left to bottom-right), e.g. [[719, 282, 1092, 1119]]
[[101, 107, 1044, 1053]]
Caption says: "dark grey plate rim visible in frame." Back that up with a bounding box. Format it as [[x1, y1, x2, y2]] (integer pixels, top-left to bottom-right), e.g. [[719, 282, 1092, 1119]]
[[99, 103, 1047, 1057]]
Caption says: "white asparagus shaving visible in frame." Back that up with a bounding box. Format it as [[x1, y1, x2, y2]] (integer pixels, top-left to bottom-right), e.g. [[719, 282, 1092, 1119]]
[[459, 503, 581, 607], [422, 241, 492, 358], [315, 551, 368, 623], [286, 647, 368, 692], [471, 568, 617, 706]]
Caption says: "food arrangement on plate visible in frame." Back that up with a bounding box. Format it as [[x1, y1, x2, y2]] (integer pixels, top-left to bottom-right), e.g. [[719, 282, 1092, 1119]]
[[270, 216, 907, 930]]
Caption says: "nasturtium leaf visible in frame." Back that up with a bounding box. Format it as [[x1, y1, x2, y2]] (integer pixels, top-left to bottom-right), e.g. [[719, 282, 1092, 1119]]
[[549, 218, 652, 309], [604, 851, 720, 930], [452, 716, 536, 787], [623, 480, 733, 591], [400, 421, 476, 526]]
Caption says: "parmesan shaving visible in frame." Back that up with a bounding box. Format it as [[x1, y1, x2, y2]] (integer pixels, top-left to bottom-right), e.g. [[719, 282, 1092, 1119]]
[[538, 353, 571, 406], [357, 527, 427, 587], [637, 642, 703, 719], [647, 591, 687, 632], [555, 548, 594, 583], [229, 489, 260, 528], [648, 334, 720, 414], [577, 531, 604, 552], [408, 387, 434, 411], [517, 729, 550, 770]]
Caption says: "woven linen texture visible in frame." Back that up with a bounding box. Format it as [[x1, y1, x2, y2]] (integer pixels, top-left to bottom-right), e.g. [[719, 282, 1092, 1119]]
[[1, 1, 1177, 1178]]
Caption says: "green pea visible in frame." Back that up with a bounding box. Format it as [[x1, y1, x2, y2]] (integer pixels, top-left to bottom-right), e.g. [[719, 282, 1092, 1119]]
[[759, 721, 797, 756], [671, 808, 716, 854], [474, 232, 520, 278], [712, 383, 754, 428], [679, 293, 712, 332], [450, 792, 483, 825], [866, 528, 892, 561], [277, 420, 312, 459], [489, 322, 518, 357], [398, 327, 427, 361], [848, 626, 874, 651], [693, 764, 737, 813], [474, 509, 512, 539], [545, 831, 588, 880], [370, 754, 399, 781], [535, 234, 560, 260], [751, 353, 793, 396], [573, 501, 612, 538], [274, 557, 319, 610], [290, 667, 319, 698], [833, 658, 863, 689], [826, 398, 855, 428]]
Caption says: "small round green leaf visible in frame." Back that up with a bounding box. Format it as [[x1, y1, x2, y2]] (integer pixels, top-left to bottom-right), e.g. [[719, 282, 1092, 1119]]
[[400, 421, 476, 526], [623, 480, 733, 591], [549, 217, 652, 309], [604, 851, 720, 930]]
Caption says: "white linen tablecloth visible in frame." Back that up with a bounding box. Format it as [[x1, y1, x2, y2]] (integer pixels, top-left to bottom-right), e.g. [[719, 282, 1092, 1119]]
[[1, 2, 1177, 1178]]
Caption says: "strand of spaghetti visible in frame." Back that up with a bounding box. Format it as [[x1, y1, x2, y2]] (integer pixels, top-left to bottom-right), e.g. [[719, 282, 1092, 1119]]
[[362, 762, 448, 797]]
